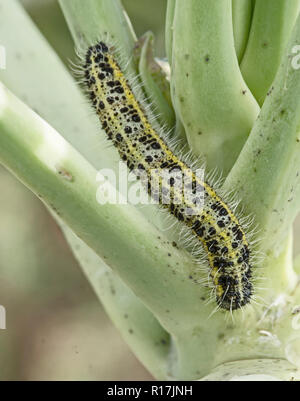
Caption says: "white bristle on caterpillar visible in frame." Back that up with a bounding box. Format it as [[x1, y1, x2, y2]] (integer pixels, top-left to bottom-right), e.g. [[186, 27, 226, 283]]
[[79, 40, 256, 311]]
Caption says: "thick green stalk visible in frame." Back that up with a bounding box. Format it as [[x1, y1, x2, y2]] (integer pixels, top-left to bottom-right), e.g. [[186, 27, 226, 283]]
[[241, 0, 300, 105], [165, 0, 188, 144], [232, 0, 253, 62], [200, 359, 300, 381], [165, 0, 176, 64], [261, 231, 297, 304], [225, 14, 300, 256], [171, 0, 260, 175], [58, 0, 136, 56]]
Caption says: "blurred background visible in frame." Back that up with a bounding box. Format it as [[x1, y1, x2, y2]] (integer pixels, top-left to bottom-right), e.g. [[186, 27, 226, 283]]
[[0, 0, 167, 381], [1, 0, 300, 381]]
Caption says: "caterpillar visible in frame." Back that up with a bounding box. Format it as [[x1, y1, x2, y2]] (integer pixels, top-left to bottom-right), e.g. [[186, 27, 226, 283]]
[[82, 41, 253, 311]]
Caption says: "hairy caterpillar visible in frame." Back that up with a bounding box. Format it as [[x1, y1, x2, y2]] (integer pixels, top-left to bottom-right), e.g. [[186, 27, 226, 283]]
[[82, 41, 253, 311]]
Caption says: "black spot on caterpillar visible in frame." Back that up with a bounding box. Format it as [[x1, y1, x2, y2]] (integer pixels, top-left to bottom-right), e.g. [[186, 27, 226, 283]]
[[82, 41, 253, 311]]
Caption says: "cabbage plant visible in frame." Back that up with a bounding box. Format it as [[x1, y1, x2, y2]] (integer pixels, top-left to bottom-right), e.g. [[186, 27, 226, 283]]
[[0, 0, 300, 381]]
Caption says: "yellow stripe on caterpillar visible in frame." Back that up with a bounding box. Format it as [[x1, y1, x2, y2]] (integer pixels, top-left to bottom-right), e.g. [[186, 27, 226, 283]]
[[82, 41, 253, 311]]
